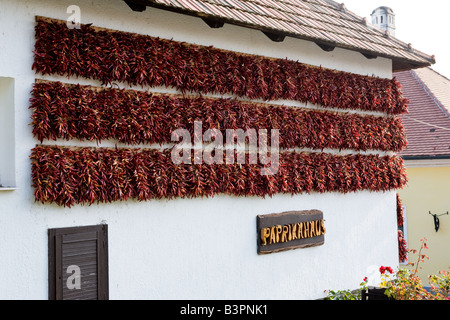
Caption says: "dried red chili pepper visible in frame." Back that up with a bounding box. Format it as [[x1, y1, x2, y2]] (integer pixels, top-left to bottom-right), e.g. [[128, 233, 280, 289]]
[[33, 17, 408, 115], [30, 145, 408, 207], [30, 81, 408, 153]]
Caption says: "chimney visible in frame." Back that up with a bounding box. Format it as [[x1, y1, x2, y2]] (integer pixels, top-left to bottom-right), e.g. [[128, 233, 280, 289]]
[[371, 6, 396, 37]]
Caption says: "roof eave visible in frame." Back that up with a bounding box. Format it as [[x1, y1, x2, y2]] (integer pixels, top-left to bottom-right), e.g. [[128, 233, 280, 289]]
[[402, 155, 450, 161], [124, 0, 435, 72]]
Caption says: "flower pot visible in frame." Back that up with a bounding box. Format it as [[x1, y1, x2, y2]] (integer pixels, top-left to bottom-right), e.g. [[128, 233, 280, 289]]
[[361, 287, 392, 300]]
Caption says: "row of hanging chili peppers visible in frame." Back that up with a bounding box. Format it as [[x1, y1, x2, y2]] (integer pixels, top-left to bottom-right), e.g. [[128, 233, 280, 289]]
[[33, 17, 408, 115], [30, 81, 407, 152], [31, 145, 407, 208], [397, 194, 408, 262]]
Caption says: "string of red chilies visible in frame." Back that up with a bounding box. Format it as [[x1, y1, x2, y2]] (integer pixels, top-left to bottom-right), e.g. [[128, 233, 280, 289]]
[[32, 17, 408, 115], [30, 81, 407, 152], [31, 146, 407, 208], [397, 194, 408, 262]]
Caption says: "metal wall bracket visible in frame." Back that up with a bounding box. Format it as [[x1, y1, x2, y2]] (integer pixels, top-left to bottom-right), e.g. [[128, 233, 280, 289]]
[[429, 211, 449, 232]]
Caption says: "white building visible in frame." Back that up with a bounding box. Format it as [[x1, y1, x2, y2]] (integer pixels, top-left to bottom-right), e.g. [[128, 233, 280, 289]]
[[0, 0, 434, 300]]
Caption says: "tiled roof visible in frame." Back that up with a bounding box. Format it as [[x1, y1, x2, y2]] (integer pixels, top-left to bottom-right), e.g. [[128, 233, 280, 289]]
[[124, 0, 435, 72], [395, 68, 450, 159], [413, 68, 450, 114]]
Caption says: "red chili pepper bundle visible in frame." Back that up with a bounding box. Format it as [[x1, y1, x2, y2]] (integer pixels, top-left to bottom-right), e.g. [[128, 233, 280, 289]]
[[30, 81, 408, 152], [30, 145, 407, 207], [396, 194, 404, 228], [398, 230, 408, 262], [396, 194, 408, 262], [33, 17, 408, 115]]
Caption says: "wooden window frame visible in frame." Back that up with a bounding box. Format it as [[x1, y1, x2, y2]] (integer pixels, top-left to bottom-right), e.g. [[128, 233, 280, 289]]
[[48, 224, 109, 300]]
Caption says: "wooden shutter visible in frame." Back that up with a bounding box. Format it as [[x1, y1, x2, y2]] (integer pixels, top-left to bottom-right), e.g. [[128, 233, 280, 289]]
[[48, 225, 108, 300]]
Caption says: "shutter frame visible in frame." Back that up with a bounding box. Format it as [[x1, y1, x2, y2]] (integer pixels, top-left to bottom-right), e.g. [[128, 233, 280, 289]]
[[48, 224, 109, 300]]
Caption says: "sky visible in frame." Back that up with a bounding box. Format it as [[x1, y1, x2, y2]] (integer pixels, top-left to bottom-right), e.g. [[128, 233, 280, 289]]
[[339, 0, 450, 77]]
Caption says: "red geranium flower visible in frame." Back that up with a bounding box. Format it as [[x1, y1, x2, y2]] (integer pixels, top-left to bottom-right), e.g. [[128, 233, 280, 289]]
[[379, 266, 393, 275]]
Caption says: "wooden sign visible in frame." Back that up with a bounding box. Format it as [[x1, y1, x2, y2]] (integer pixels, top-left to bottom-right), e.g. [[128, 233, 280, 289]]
[[257, 210, 325, 255]]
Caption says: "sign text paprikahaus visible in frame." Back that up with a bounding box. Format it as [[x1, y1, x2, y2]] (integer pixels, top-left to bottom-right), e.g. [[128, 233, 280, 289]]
[[257, 210, 325, 255]]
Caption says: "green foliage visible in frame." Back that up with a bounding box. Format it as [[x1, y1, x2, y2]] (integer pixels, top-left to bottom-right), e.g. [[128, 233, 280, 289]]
[[325, 279, 368, 300], [324, 289, 361, 301], [428, 270, 450, 300], [326, 238, 450, 300], [383, 238, 427, 300], [384, 268, 430, 300]]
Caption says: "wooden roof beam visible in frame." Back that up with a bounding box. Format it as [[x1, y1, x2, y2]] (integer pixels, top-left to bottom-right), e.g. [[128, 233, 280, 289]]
[[124, 0, 147, 12], [262, 31, 286, 42], [315, 42, 335, 52], [201, 18, 224, 29], [362, 53, 378, 60]]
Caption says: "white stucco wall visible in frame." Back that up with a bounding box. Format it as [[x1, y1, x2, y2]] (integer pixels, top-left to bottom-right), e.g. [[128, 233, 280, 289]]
[[0, 0, 399, 300]]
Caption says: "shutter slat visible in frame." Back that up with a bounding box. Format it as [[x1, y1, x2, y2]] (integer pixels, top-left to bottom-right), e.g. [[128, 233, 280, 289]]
[[62, 231, 98, 243]]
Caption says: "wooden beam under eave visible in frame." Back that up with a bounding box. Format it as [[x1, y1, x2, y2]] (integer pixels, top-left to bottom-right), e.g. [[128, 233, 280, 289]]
[[362, 53, 377, 60], [201, 18, 225, 29], [315, 42, 335, 52], [262, 31, 285, 42], [124, 0, 147, 12]]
